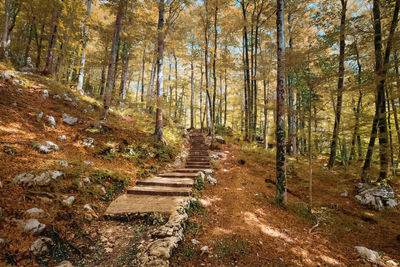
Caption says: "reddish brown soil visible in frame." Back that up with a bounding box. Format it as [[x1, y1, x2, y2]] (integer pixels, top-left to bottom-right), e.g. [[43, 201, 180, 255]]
[[171, 140, 400, 266]]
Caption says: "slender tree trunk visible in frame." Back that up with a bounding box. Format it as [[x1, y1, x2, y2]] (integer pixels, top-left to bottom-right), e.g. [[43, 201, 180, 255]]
[[211, 1, 218, 136], [174, 52, 178, 118], [35, 24, 45, 70], [276, 0, 287, 205], [147, 53, 157, 109], [362, 0, 399, 182], [0, 0, 10, 59], [24, 25, 33, 66], [119, 44, 130, 100], [394, 52, 400, 161], [155, 0, 166, 143], [200, 62, 204, 131], [77, 0, 92, 91], [190, 43, 195, 129], [43, 5, 60, 75], [224, 67, 227, 126], [101, 0, 125, 122], [328, 0, 347, 168], [287, 11, 296, 155], [141, 47, 146, 102]]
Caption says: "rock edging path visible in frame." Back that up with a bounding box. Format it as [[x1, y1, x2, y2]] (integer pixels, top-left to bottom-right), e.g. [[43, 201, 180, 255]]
[[104, 131, 210, 266]]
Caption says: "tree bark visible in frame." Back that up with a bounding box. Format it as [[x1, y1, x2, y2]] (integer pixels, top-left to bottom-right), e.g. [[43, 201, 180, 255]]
[[0, 0, 10, 59], [43, 5, 60, 76], [141, 46, 146, 102], [190, 42, 195, 129], [101, 0, 125, 122], [276, 0, 287, 205], [155, 0, 166, 143], [328, 0, 347, 168], [119, 43, 130, 100], [77, 0, 92, 91]]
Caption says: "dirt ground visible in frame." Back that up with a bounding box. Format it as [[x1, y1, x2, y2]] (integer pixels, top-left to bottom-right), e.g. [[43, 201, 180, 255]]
[[171, 140, 400, 266]]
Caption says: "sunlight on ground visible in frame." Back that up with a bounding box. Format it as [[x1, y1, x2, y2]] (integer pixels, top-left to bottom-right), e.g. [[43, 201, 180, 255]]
[[212, 226, 234, 235], [243, 211, 294, 243]]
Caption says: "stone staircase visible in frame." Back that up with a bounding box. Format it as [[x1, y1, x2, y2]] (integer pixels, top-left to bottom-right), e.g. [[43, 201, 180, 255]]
[[104, 132, 209, 217]]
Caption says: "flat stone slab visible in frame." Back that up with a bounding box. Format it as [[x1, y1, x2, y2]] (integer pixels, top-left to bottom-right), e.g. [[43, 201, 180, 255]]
[[127, 185, 192, 196], [136, 177, 194, 187], [104, 195, 189, 216], [174, 169, 204, 173], [159, 172, 199, 178]]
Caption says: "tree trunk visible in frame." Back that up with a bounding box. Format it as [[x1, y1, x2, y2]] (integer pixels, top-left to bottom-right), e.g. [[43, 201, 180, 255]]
[[77, 0, 92, 91], [141, 47, 146, 102], [224, 67, 227, 126], [287, 11, 296, 155], [43, 5, 60, 75], [190, 43, 195, 129], [328, 0, 347, 168], [155, 0, 166, 143], [35, 24, 45, 70], [362, 0, 399, 182], [119, 44, 130, 100], [200, 62, 204, 131], [276, 0, 287, 205], [101, 0, 125, 122], [0, 0, 10, 59], [24, 25, 33, 66], [211, 1, 218, 136]]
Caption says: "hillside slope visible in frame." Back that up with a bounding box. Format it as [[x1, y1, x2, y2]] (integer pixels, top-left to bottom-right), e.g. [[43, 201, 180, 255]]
[[0, 65, 184, 266]]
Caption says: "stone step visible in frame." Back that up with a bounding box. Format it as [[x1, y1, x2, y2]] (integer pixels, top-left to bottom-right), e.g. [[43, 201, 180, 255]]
[[186, 158, 209, 162], [189, 153, 209, 156], [127, 185, 192, 196], [104, 195, 189, 217], [186, 161, 210, 165], [159, 172, 199, 178], [174, 169, 204, 173], [186, 165, 210, 169], [136, 177, 194, 187]]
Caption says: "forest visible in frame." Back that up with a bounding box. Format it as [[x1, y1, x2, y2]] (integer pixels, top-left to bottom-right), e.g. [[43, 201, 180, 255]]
[[0, 0, 399, 266]]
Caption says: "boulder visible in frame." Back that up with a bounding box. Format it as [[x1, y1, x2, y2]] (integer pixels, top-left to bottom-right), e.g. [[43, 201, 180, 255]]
[[43, 90, 49, 98], [62, 113, 78, 125], [63, 94, 73, 102], [206, 175, 217, 185], [355, 246, 384, 265], [82, 137, 95, 148], [204, 169, 213, 174], [26, 208, 44, 217], [84, 161, 94, 166], [59, 135, 67, 141], [215, 136, 226, 144], [55, 261, 74, 267], [355, 183, 398, 209], [36, 141, 59, 154], [37, 111, 44, 121], [191, 239, 200, 245], [47, 116, 56, 128], [17, 88, 23, 93], [23, 219, 46, 233], [53, 94, 61, 100], [30, 237, 53, 256], [13, 170, 63, 187], [63, 196, 75, 206], [58, 160, 68, 167]]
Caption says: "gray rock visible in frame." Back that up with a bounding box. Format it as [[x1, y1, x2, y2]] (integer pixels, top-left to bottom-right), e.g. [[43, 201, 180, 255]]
[[62, 113, 78, 125], [55, 261, 74, 267], [83, 109, 87, 113], [17, 88, 23, 93], [53, 94, 61, 100], [204, 169, 213, 174], [200, 246, 209, 252], [13, 170, 63, 187], [0, 238, 4, 246], [82, 137, 94, 148], [355, 183, 397, 209], [0, 180, 2, 189], [84, 161, 94, 166], [210, 154, 219, 160], [63, 196, 75, 205], [63, 94, 73, 102], [191, 239, 200, 245], [45, 141, 59, 151], [82, 177, 91, 183], [36, 141, 59, 154], [340, 191, 348, 197], [12, 102, 17, 107], [47, 116, 56, 128], [59, 135, 67, 141], [206, 175, 217, 185], [26, 208, 44, 215], [72, 102, 78, 108], [23, 219, 46, 233], [43, 90, 49, 98], [215, 136, 226, 144], [355, 246, 384, 265], [58, 160, 68, 167], [30, 237, 53, 256], [37, 111, 44, 121]]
